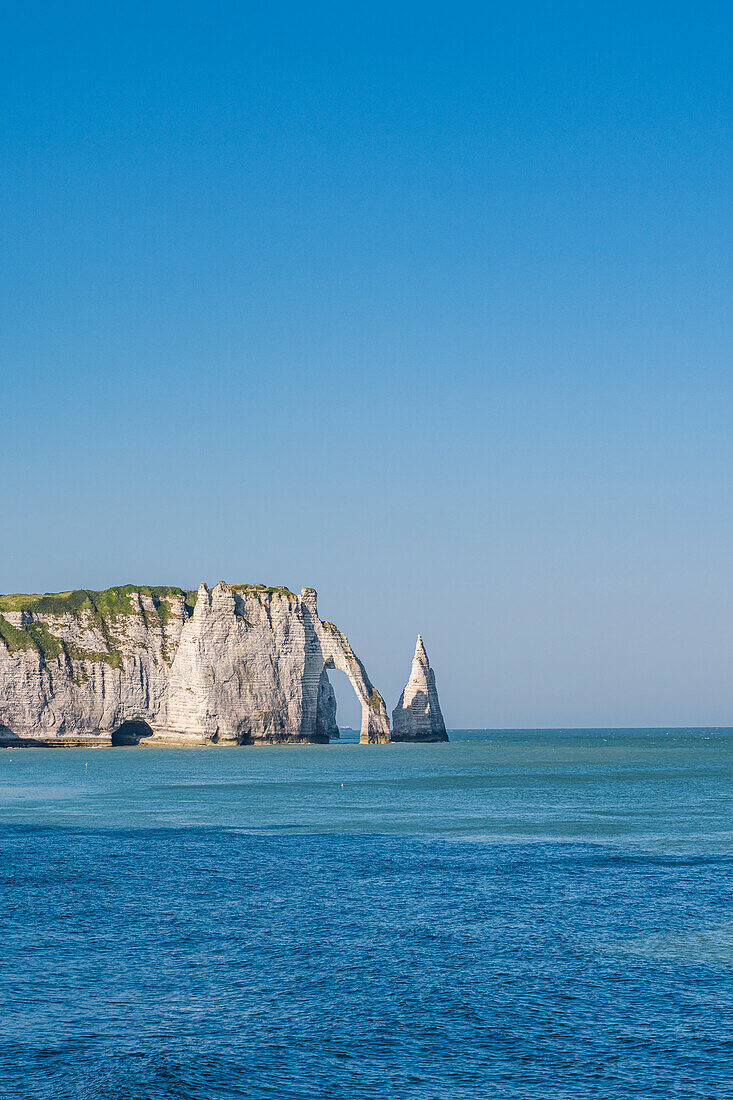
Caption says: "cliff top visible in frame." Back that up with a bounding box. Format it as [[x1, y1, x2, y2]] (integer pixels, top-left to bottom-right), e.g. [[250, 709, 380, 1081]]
[[0, 582, 301, 619], [0, 582, 306, 663], [0, 586, 197, 618]]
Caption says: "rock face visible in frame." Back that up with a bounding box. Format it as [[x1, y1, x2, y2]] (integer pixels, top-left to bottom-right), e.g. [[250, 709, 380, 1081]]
[[391, 635, 448, 742], [315, 670, 339, 741], [0, 583, 390, 746]]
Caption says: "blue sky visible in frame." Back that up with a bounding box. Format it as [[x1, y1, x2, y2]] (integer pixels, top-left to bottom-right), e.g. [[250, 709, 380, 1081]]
[[2, 2, 732, 726]]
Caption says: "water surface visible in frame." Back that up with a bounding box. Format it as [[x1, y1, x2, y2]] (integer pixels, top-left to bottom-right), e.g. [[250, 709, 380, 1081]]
[[2, 729, 732, 1098]]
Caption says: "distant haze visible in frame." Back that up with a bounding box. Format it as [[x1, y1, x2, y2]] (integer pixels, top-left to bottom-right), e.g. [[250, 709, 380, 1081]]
[[3, 3, 732, 727]]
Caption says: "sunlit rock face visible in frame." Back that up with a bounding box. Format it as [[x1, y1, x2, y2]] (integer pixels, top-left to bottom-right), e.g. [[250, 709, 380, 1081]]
[[0, 584, 390, 746], [391, 635, 448, 743]]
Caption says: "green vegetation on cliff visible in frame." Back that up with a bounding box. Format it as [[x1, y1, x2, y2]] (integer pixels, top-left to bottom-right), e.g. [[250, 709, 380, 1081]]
[[0, 612, 123, 668], [0, 584, 298, 620], [183, 591, 198, 615], [230, 583, 297, 598], [0, 585, 190, 619], [0, 586, 196, 666], [0, 614, 63, 659], [0, 583, 300, 665]]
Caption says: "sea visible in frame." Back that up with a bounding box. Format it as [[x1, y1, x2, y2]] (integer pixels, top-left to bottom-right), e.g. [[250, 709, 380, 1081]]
[[1, 728, 732, 1099]]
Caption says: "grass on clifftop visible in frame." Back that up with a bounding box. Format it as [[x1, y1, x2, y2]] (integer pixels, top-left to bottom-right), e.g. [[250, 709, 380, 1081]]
[[230, 583, 297, 598], [0, 586, 195, 618], [0, 584, 299, 617], [0, 584, 298, 664], [0, 586, 198, 665]]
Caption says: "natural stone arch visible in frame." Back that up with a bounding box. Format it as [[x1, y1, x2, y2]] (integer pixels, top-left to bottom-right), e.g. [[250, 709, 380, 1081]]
[[317, 641, 389, 744], [111, 719, 154, 746], [300, 590, 390, 744]]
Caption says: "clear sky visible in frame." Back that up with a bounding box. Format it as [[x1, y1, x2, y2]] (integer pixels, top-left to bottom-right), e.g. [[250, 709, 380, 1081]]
[[2, 2, 732, 727]]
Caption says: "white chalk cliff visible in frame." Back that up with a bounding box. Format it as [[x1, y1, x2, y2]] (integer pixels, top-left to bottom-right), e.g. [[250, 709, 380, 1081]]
[[391, 635, 448, 742], [0, 583, 391, 746]]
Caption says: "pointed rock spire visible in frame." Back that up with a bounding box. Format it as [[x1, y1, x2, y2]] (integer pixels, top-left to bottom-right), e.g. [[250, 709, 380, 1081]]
[[391, 635, 448, 742]]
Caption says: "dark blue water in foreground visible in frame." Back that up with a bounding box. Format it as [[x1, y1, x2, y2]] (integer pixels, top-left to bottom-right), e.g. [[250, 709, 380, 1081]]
[[2, 729, 732, 1099]]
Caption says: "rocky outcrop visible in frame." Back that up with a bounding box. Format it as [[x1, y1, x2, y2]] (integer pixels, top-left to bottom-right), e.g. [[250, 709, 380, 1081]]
[[391, 635, 448, 742], [0, 583, 390, 746]]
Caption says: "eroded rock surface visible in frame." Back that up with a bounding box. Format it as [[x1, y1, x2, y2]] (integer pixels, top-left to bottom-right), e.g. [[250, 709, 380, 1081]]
[[391, 635, 448, 742], [0, 584, 390, 746]]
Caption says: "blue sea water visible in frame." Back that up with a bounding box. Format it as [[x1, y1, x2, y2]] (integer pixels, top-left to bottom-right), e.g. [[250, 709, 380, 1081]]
[[1, 728, 732, 1099]]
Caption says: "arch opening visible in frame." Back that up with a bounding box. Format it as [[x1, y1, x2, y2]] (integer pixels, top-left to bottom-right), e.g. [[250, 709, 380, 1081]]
[[315, 666, 370, 743], [111, 720, 154, 746], [323, 667, 363, 741]]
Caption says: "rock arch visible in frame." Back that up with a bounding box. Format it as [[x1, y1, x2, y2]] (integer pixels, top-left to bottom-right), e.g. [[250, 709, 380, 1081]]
[[300, 590, 390, 744]]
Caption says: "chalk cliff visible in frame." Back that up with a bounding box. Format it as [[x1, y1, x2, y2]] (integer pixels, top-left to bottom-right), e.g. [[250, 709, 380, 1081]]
[[391, 635, 448, 742], [0, 583, 390, 746]]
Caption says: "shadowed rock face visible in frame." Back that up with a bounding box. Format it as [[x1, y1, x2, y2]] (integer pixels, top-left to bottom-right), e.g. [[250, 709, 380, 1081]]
[[0, 584, 390, 746], [391, 635, 448, 743], [315, 669, 339, 742]]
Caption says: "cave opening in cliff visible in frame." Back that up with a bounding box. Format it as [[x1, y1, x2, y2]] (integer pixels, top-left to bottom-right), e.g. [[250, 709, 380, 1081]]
[[111, 720, 154, 746]]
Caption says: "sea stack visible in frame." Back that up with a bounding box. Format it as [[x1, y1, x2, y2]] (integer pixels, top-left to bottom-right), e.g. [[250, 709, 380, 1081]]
[[391, 635, 448, 742]]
